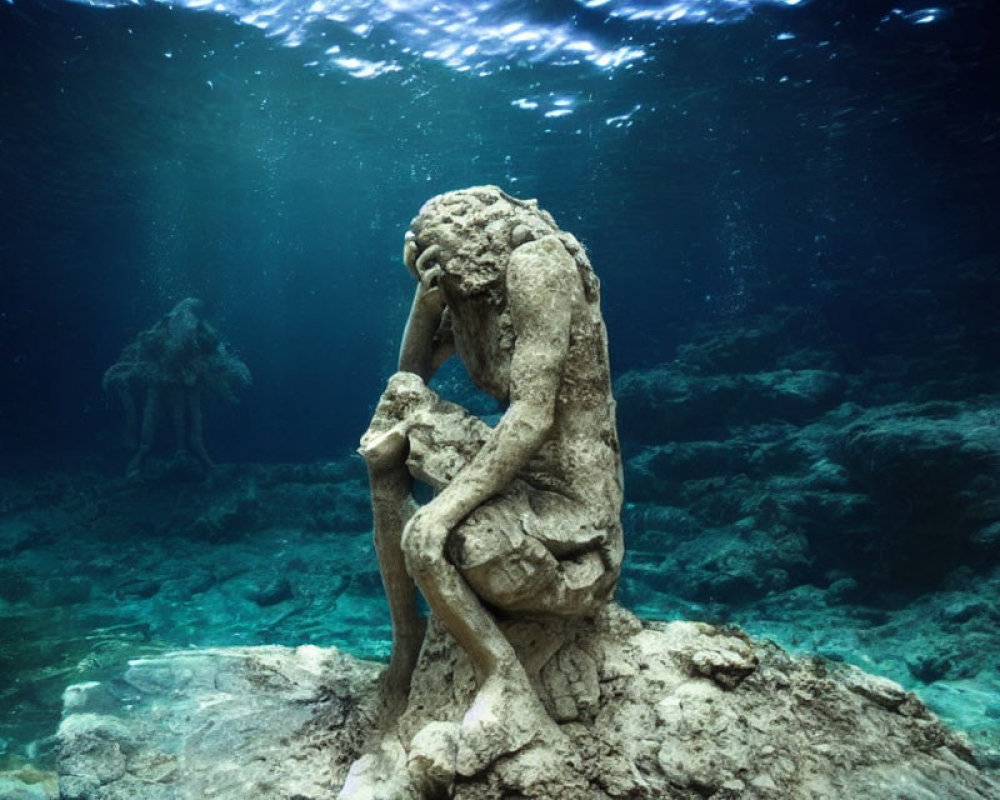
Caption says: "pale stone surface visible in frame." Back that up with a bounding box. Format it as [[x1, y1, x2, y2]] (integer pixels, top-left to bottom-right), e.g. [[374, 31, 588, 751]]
[[343, 187, 1000, 797], [56, 645, 380, 800], [354, 186, 625, 791], [56, 617, 1000, 799]]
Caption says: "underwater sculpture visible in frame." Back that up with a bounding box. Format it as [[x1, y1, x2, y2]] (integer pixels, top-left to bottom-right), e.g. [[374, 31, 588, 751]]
[[346, 186, 625, 795], [56, 196, 1000, 800], [102, 297, 251, 476]]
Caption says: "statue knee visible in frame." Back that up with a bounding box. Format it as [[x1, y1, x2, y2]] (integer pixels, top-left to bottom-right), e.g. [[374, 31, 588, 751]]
[[401, 523, 445, 581]]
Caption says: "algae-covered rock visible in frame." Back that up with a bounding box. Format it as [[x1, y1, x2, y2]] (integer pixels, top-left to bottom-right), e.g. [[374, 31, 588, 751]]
[[834, 402, 1000, 584], [57, 645, 380, 800], [614, 365, 846, 443]]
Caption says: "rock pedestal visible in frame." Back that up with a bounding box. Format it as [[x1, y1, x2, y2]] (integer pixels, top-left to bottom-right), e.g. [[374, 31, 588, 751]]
[[57, 609, 999, 800]]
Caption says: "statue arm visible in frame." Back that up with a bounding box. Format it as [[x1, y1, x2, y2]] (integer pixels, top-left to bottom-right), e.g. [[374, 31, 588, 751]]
[[409, 236, 574, 531], [397, 283, 454, 381], [398, 236, 454, 380]]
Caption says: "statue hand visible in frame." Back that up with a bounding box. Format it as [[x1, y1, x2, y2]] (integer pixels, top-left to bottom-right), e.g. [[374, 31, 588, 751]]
[[358, 425, 408, 469], [403, 230, 420, 277], [411, 271, 446, 320], [399, 249, 450, 378], [401, 501, 456, 575], [405, 231, 446, 305]]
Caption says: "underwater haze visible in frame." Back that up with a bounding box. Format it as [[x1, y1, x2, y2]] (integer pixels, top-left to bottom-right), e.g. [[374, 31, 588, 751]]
[[3, 0, 995, 463], [2, 0, 1000, 790]]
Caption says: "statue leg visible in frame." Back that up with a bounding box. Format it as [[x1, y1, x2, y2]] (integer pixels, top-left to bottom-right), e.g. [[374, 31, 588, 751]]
[[358, 374, 582, 783], [359, 374, 447, 716], [363, 436, 424, 716], [360, 373, 491, 713], [126, 386, 160, 477], [405, 487, 622, 774], [118, 386, 139, 450], [186, 388, 214, 468], [404, 511, 569, 776], [451, 490, 622, 618], [168, 386, 187, 458]]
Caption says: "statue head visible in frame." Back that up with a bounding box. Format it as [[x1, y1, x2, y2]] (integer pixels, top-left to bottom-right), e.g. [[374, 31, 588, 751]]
[[164, 298, 205, 353], [406, 185, 599, 302]]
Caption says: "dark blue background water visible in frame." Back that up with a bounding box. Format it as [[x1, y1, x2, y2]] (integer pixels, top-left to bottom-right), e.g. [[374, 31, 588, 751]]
[[3, 0, 996, 467]]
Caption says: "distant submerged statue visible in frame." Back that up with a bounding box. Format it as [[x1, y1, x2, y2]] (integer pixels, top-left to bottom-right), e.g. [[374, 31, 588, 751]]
[[346, 186, 624, 796], [103, 297, 251, 477]]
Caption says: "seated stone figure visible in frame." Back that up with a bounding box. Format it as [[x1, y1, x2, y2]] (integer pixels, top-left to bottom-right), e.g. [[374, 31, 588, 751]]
[[351, 186, 624, 791], [103, 297, 251, 477]]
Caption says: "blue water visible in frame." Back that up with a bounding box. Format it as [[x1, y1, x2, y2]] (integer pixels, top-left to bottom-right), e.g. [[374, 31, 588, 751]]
[[3, 0, 994, 463], [1, 0, 998, 785]]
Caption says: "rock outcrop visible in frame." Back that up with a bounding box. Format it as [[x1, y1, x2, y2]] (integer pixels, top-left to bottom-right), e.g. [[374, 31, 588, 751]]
[[57, 608, 1000, 800]]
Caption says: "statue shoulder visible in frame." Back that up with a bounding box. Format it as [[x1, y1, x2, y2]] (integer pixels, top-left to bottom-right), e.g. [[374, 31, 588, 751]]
[[507, 236, 580, 303]]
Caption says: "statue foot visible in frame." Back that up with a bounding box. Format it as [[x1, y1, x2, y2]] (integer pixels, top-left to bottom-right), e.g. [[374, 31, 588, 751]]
[[455, 668, 564, 778], [338, 735, 416, 800], [494, 730, 589, 798], [403, 690, 580, 797], [406, 720, 461, 795]]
